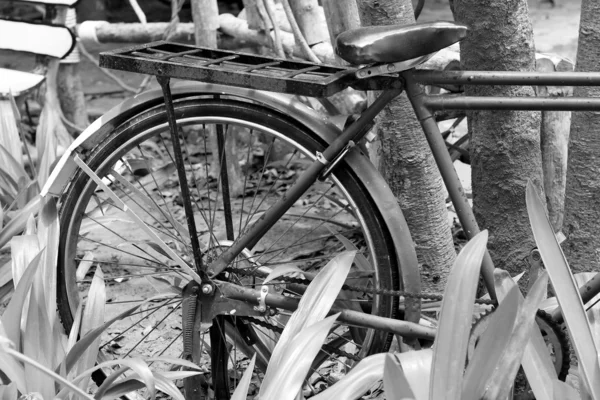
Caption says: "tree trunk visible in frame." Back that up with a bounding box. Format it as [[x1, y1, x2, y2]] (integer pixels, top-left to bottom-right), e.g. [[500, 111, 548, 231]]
[[357, 0, 456, 293], [563, 0, 600, 273], [452, 0, 544, 279]]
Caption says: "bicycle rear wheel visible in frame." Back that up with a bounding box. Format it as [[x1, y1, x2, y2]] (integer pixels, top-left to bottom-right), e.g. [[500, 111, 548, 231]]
[[57, 98, 401, 397]]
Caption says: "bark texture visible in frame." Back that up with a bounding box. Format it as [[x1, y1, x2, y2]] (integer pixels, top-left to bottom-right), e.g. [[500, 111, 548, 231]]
[[453, 0, 545, 278], [357, 0, 456, 292], [563, 0, 600, 272], [535, 56, 573, 232], [57, 63, 89, 134]]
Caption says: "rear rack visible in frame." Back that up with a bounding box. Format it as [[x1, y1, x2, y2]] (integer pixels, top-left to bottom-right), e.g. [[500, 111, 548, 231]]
[[99, 41, 398, 97]]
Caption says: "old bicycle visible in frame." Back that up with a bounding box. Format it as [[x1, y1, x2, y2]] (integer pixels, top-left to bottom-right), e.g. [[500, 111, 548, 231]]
[[40, 20, 600, 397]]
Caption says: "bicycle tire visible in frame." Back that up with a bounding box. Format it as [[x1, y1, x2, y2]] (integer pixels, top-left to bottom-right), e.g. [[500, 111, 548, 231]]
[[56, 98, 401, 396]]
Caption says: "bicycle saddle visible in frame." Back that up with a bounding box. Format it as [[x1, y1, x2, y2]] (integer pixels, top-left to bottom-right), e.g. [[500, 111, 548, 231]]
[[336, 21, 468, 65]]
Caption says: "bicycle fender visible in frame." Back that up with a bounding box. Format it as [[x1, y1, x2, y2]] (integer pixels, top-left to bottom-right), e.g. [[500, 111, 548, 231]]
[[41, 82, 421, 321]]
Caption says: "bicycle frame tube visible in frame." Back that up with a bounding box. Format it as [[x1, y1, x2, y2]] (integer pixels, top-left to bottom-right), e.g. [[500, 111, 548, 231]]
[[406, 67, 600, 300], [217, 281, 436, 340], [403, 69, 498, 300]]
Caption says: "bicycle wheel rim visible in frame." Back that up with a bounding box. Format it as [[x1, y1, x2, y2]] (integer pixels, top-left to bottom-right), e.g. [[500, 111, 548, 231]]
[[57, 99, 398, 396]]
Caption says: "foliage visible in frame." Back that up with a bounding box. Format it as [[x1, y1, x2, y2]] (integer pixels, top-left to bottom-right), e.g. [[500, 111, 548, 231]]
[[527, 181, 600, 399], [0, 92, 60, 303], [230, 231, 579, 400], [0, 198, 202, 400]]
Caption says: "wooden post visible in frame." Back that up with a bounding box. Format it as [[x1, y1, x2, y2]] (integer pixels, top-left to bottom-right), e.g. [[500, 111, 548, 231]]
[[57, 7, 89, 135], [534, 55, 574, 232], [321, 0, 360, 63], [190, 0, 219, 47], [288, 0, 329, 46], [190, 0, 243, 197], [241, 0, 264, 30]]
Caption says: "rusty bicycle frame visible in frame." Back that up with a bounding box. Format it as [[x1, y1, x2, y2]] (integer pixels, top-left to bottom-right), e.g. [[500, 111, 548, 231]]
[[204, 67, 600, 338]]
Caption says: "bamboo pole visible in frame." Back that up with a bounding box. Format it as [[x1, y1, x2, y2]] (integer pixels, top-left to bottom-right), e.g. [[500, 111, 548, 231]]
[[57, 7, 89, 135], [534, 54, 574, 232], [288, 0, 329, 46], [241, 0, 263, 30], [82, 17, 337, 63], [321, 0, 360, 64], [190, 0, 219, 47]]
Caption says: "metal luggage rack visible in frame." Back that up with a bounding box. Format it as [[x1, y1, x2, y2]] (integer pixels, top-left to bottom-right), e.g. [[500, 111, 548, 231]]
[[99, 41, 398, 97]]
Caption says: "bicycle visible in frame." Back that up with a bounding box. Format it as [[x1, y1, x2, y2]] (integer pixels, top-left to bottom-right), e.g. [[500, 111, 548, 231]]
[[40, 20, 600, 398]]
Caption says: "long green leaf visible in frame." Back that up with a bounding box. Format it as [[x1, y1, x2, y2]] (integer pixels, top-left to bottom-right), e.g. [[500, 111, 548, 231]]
[[429, 231, 488, 400], [231, 354, 257, 400], [63, 297, 176, 373], [100, 371, 185, 400], [260, 314, 340, 400], [462, 285, 520, 400], [22, 269, 55, 399], [0, 382, 17, 400], [1, 250, 43, 349], [492, 268, 557, 399], [73, 265, 106, 391], [483, 271, 549, 400], [0, 144, 27, 183], [93, 359, 156, 400], [526, 181, 600, 398], [3, 347, 93, 400], [383, 353, 416, 400], [398, 348, 433, 400], [0, 321, 27, 394], [553, 379, 580, 400], [262, 251, 355, 379], [302, 353, 386, 400], [0, 195, 42, 249], [36, 197, 60, 328]]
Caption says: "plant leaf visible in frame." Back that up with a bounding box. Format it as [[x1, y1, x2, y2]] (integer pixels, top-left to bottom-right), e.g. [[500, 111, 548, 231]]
[[483, 271, 549, 400], [263, 251, 355, 375], [0, 321, 27, 394], [231, 353, 256, 400], [93, 359, 156, 400], [384, 353, 416, 400], [462, 284, 520, 400], [553, 379, 580, 400], [491, 268, 557, 399], [22, 269, 55, 399], [1, 250, 43, 349], [310, 353, 386, 400], [527, 181, 600, 397], [398, 348, 434, 400], [429, 231, 488, 400], [0, 195, 42, 249], [0, 381, 17, 400], [75, 251, 95, 282], [63, 301, 171, 373], [73, 265, 106, 391], [0, 144, 27, 183], [3, 347, 93, 400], [36, 197, 59, 328], [260, 314, 340, 400]]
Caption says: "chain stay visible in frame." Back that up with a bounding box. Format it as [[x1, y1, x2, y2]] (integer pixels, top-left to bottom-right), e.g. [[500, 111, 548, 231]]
[[225, 267, 497, 305]]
